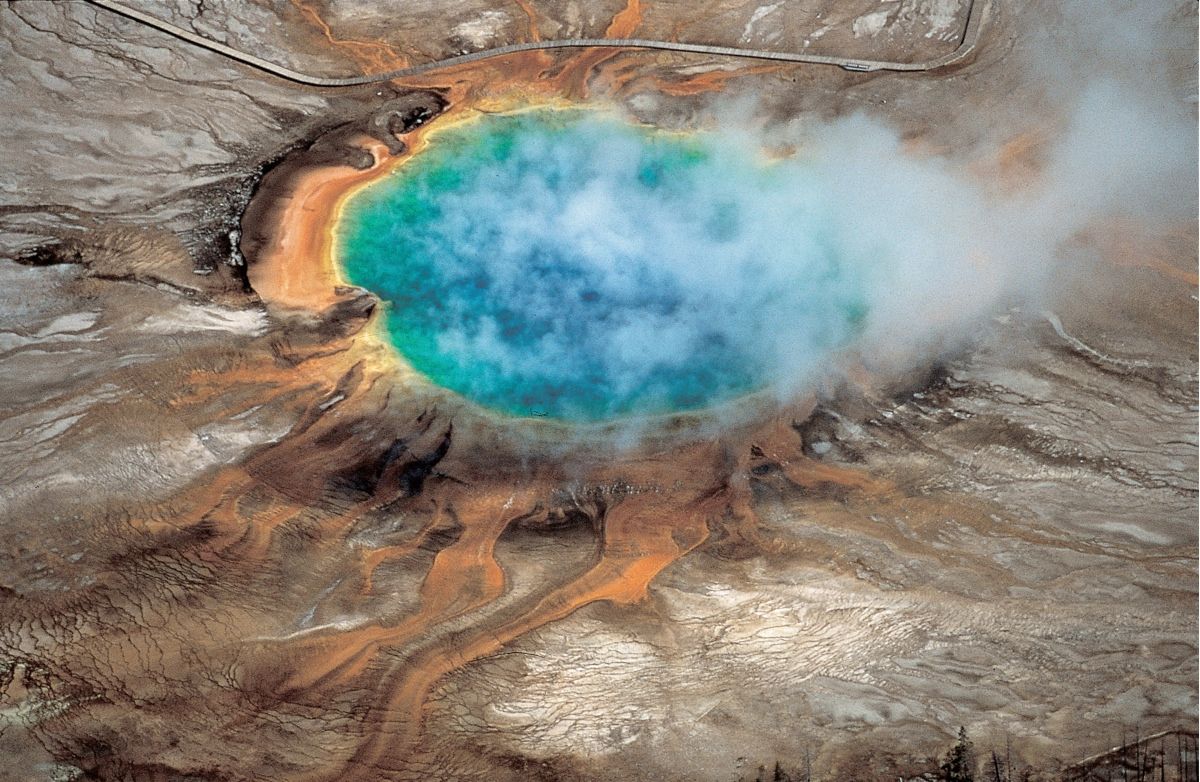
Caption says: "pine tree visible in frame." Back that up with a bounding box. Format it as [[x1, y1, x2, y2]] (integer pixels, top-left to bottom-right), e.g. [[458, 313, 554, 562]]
[[940, 726, 975, 782], [989, 749, 1005, 782]]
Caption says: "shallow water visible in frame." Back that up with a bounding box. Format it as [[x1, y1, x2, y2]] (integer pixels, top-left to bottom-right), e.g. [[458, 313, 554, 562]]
[[337, 110, 867, 421]]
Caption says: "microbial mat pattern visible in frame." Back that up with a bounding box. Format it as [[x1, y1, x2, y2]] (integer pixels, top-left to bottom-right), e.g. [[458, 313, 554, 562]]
[[1, 1, 1195, 779]]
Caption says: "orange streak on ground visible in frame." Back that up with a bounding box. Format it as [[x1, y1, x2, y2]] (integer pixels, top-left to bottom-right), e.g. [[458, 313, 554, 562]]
[[712, 474, 797, 557], [596, 59, 783, 99], [629, 63, 783, 96], [274, 486, 541, 694], [996, 131, 1039, 162], [751, 417, 891, 494], [780, 457, 889, 493], [606, 0, 644, 37], [513, 0, 543, 42], [248, 138, 392, 310], [135, 349, 376, 549], [404, 58, 547, 106], [290, 0, 410, 72], [1098, 219, 1199, 286], [343, 490, 714, 780], [358, 508, 447, 594], [128, 467, 250, 537], [1117, 255, 1199, 286], [550, 0, 646, 98]]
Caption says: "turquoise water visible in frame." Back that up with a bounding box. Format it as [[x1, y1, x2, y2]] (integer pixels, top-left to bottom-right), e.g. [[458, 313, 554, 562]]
[[336, 109, 867, 422]]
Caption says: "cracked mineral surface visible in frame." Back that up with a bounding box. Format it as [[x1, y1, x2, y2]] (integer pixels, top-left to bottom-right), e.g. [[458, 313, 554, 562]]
[[0, 1, 1195, 781]]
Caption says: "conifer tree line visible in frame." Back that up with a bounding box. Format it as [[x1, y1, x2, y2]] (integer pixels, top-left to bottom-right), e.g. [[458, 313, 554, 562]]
[[734, 725, 1199, 782]]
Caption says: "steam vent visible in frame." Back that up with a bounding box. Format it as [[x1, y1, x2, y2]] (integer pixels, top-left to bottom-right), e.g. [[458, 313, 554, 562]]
[[0, 2, 1196, 781]]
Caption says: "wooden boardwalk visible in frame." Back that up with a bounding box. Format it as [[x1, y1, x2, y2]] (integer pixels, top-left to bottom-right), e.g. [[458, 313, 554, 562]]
[[84, 0, 987, 87]]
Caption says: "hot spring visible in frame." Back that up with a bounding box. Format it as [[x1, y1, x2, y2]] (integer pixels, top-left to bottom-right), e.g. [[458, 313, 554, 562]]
[[336, 109, 869, 422]]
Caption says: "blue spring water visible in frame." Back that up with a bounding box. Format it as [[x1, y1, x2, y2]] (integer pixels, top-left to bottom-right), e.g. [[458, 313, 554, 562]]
[[336, 109, 867, 422]]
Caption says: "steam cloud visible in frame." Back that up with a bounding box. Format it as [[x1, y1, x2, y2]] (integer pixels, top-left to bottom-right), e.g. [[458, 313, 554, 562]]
[[767, 0, 1196, 375], [341, 0, 1195, 425]]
